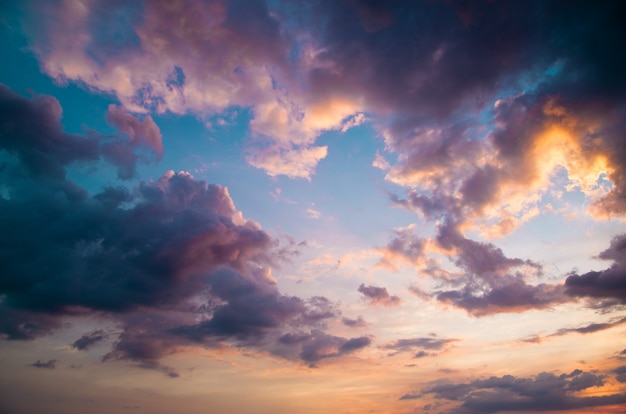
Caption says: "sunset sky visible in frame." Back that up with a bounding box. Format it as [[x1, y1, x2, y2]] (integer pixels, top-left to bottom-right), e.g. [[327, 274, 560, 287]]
[[1, 1, 626, 413]]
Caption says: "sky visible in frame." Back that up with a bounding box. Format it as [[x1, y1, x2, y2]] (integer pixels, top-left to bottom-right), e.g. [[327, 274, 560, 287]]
[[0, 1, 625, 413]]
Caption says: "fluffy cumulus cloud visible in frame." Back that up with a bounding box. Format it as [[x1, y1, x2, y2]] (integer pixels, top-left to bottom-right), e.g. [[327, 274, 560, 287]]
[[17, 0, 626, 193], [403, 369, 626, 413], [0, 85, 370, 373], [19, 0, 366, 180], [299, 0, 625, 315]]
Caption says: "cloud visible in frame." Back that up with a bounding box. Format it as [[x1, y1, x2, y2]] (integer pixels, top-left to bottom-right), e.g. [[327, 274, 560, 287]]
[[436, 280, 566, 318], [306, 207, 321, 219], [0, 84, 371, 372], [272, 330, 371, 366], [548, 316, 626, 337], [31, 359, 57, 369], [0, 306, 62, 340], [342, 316, 367, 328], [565, 233, 626, 303], [20, 0, 360, 179], [72, 330, 108, 351], [383, 336, 457, 357], [0, 84, 99, 179], [340, 113, 368, 133], [0, 84, 162, 181], [414, 221, 568, 316], [407, 369, 626, 413], [520, 316, 626, 344], [358, 283, 401, 306], [106, 104, 163, 159], [19, 0, 626, 192], [245, 145, 328, 180], [377, 224, 425, 271], [0, 168, 272, 314], [614, 366, 626, 383]]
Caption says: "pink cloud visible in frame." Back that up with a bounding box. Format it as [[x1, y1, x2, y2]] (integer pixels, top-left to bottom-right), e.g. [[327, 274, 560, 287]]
[[106, 104, 163, 159], [358, 283, 401, 307]]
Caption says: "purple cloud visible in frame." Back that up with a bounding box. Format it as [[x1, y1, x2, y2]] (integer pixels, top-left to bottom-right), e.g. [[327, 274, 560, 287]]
[[0, 84, 99, 179], [358, 283, 401, 306], [405, 369, 626, 413], [383, 336, 457, 357], [549, 316, 626, 337], [378, 225, 425, 270], [72, 330, 108, 351], [418, 221, 568, 316], [0, 84, 371, 372], [565, 234, 626, 302], [106, 104, 163, 159], [342, 316, 367, 328]]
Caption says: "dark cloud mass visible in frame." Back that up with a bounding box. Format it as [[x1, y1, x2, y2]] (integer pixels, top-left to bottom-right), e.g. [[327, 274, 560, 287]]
[[405, 369, 626, 413], [430, 221, 567, 316], [565, 233, 626, 302], [0, 84, 99, 179], [0, 85, 370, 369]]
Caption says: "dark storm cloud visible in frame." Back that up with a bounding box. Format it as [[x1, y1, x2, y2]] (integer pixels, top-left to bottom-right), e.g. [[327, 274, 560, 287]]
[[0, 84, 371, 371], [358, 283, 401, 306], [0, 84, 99, 179], [0, 84, 161, 182], [298, 0, 626, 192], [0, 306, 62, 340], [565, 234, 626, 302], [0, 169, 272, 314], [348, 0, 626, 317], [404, 369, 626, 413], [303, 0, 550, 122]]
